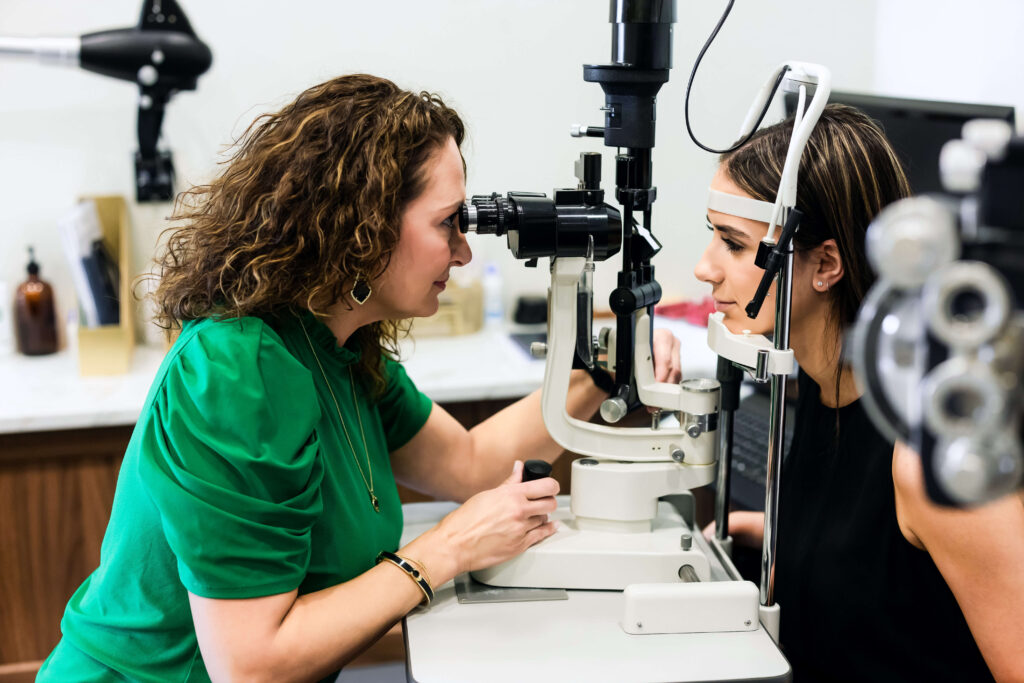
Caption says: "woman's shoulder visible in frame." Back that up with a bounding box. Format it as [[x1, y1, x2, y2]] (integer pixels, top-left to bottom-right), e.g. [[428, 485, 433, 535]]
[[160, 315, 315, 407], [180, 314, 281, 347], [174, 315, 296, 367]]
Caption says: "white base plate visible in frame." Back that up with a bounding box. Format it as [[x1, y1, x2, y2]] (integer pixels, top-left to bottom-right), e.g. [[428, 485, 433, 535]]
[[471, 501, 710, 590]]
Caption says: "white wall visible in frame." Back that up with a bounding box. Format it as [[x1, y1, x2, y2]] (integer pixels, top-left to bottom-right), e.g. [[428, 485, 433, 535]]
[[0, 0, 879, 341], [874, 0, 1024, 130]]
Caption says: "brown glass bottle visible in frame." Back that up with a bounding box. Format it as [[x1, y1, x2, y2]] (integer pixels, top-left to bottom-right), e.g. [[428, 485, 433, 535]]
[[15, 247, 58, 356]]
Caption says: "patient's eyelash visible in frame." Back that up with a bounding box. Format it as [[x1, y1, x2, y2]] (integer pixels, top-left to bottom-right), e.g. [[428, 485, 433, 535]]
[[706, 218, 743, 253]]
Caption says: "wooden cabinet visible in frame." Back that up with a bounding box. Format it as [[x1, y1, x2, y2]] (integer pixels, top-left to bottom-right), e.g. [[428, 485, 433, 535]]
[[0, 426, 131, 672]]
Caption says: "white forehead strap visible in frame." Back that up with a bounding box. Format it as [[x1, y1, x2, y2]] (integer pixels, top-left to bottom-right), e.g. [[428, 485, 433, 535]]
[[707, 188, 775, 224]]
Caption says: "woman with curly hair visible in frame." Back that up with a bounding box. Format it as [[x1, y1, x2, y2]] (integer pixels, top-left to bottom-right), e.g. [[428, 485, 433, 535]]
[[37, 73, 682, 682]]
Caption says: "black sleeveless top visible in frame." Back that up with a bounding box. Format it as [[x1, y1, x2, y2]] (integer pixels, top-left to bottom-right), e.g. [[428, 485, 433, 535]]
[[774, 371, 992, 682]]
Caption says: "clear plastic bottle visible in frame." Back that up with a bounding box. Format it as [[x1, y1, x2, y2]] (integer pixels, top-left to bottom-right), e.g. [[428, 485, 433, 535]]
[[482, 262, 504, 330]]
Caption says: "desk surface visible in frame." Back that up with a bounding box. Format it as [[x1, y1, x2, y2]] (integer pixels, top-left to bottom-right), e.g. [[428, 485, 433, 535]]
[[400, 502, 790, 683], [0, 319, 716, 435]]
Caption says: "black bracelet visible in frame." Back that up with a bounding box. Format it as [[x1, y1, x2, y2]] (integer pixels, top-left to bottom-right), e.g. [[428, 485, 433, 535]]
[[376, 550, 434, 606]]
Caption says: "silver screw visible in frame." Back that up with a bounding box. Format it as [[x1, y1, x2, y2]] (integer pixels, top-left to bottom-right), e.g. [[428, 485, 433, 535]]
[[671, 446, 685, 462], [686, 423, 702, 439], [677, 565, 699, 582], [680, 533, 692, 550]]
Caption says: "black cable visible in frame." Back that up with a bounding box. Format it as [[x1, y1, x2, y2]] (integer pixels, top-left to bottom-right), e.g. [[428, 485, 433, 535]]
[[684, 0, 789, 154]]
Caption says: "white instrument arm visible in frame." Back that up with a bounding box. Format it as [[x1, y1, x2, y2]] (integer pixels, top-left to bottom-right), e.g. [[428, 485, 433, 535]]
[[540, 257, 719, 465]]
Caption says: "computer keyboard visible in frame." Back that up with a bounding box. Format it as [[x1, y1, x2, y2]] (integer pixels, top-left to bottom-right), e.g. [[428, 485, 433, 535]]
[[728, 391, 795, 511]]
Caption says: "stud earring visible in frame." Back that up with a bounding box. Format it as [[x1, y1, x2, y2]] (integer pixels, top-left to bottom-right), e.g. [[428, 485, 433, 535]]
[[351, 276, 372, 305], [816, 280, 824, 288]]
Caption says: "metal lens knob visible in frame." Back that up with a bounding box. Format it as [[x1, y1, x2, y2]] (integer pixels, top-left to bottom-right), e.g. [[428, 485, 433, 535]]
[[865, 197, 959, 288], [935, 433, 1023, 505], [922, 358, 1006, 437], [923, 262, 1011, 349], [939, 139, 987, 193], [600, 396, 628, 423]]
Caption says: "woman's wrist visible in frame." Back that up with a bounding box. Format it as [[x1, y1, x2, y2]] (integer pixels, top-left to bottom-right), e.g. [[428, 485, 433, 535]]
[[400, 526, 462, 588]]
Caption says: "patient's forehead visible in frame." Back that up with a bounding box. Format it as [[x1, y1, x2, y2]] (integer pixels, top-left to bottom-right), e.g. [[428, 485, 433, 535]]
[[710, 166, 751, 198]]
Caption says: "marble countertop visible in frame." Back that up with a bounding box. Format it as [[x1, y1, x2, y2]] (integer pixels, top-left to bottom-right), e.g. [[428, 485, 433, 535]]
[[0, 319, 716, 435]]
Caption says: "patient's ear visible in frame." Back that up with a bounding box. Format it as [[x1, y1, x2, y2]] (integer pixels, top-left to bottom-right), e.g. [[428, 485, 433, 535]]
[[812, 239, 844, 288]]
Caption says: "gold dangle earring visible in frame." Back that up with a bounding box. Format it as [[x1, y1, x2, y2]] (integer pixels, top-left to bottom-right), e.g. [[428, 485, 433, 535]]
[[350, 274, 372, 305]]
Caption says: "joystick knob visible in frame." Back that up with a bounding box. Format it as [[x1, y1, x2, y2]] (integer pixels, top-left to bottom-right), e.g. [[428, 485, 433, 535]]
[[522, 459, 553, 482]]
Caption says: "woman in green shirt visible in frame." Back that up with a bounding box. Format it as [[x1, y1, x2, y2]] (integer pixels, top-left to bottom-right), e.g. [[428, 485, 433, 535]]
[[39, 74, 681, 682]]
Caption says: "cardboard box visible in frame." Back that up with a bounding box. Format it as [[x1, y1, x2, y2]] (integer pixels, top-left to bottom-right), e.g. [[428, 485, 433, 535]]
[[411, 279, 483, 337]]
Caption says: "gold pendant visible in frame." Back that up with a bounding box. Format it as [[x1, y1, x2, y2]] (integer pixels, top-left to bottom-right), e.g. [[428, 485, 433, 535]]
[[371, 493, 380, 513]]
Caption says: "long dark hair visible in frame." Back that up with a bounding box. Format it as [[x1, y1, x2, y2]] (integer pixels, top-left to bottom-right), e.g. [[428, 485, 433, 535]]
[[721, 104, 911, 406], [148, 74, 465, 391]]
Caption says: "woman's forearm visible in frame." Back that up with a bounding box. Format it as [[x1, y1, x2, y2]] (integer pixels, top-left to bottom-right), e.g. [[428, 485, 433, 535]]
[[193, 560, 428, 683], [463, 370, 606, 492], [196, 473, 556, 683]]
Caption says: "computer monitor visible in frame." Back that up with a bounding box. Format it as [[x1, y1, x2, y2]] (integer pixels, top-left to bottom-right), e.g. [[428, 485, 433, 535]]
[[784, 91, 1016, 195]]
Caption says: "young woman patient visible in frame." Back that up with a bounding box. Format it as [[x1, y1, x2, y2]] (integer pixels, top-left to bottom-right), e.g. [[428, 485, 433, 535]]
[[700, 104, 1024, 682]]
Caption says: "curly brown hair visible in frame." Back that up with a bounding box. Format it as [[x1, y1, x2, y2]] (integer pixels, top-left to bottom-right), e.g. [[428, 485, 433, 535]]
[[149, 73, 465, 391]]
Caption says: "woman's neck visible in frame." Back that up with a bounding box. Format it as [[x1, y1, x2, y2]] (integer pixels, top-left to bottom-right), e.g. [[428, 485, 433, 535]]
[[789, 314, 861, 409], [322, 299, 379, 347]]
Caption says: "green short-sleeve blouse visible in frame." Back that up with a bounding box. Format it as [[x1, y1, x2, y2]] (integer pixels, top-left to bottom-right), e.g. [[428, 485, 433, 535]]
[[37, 312, 433, 682]]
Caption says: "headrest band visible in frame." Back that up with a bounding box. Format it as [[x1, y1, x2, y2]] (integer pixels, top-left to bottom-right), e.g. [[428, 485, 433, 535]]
[[707, 188, 776, 224]]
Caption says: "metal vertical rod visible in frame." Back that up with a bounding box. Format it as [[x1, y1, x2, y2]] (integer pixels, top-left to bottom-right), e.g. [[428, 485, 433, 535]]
[[759, 246, 794, 607], [714, 409, 734, 540]]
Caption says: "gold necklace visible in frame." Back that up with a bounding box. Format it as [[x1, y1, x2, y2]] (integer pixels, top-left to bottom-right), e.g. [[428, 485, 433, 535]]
[[297, 315, 380, 513]]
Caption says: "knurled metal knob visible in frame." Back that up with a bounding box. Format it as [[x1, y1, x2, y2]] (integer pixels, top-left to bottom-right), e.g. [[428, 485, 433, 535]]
[[600, 396, 628, 423]]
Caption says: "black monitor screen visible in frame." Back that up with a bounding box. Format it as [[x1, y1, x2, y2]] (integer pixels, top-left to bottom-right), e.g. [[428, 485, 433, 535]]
[[784, 91, 1016, 195]]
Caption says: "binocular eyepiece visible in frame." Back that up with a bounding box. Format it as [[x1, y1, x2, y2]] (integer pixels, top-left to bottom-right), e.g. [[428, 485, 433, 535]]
[[459, 190, 622, 262], [459, 193, 517, 237]]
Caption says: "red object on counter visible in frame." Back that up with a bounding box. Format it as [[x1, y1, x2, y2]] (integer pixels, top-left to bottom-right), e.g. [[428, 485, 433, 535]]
[[654, 296, 716, 327]]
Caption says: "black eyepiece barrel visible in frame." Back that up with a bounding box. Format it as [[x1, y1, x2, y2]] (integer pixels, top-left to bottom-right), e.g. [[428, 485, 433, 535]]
[[459, 193, 510, 235], [459, 191, 622, 262]]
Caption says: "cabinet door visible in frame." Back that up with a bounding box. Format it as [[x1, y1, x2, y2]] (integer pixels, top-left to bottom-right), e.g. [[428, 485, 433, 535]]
[[0, 426, 131, 667]]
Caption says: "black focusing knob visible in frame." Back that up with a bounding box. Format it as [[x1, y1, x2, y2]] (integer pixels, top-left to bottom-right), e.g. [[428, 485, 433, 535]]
[[522, 460, 553, 482]]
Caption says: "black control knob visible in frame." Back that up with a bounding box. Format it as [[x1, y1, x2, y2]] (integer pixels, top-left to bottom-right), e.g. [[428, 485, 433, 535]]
[[522, 459, 553, 482]]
